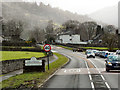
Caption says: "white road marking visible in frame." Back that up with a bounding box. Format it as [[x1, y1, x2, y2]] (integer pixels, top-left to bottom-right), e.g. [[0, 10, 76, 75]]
[[91, 82, 95, 90], [51, 50, 57, 52], [89, 75, 92, 80], [64, 69, 67, 73], [105, 82, 111, 89], [85, 60, 95, 90], [101, 75, 105, 81], [88, 59, 111, 90]]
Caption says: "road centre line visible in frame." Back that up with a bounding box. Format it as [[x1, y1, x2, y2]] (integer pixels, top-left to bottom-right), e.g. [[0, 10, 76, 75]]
[[101, 74, 105, 81], [105, 82, 111, 89], [68, 53, 95, 89], [88, 59, 111, 90], [71, 53, 110, 90], [85, 60, 95, 90]]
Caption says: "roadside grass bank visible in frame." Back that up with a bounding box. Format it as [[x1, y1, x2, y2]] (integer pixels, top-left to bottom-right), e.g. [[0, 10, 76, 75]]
[[55, 45, 73, 50], [1, 53, 69, 89], [55, 45, 119, 51], [1, 51, 45, 61], [81, 47, 119, 50]]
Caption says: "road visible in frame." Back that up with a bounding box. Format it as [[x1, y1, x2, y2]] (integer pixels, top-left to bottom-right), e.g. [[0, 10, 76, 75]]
[[41, 45, 120, 90]]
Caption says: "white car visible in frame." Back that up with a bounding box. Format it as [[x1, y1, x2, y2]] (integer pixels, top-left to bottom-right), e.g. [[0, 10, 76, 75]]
[[116, 50, 120, 55], [86, 52, 95, 58]]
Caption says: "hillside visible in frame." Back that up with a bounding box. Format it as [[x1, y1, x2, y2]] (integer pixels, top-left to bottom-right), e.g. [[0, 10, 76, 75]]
[[2, 2, 94, 39], [89, 5, 118, 27], [2, 2, 92, 29]]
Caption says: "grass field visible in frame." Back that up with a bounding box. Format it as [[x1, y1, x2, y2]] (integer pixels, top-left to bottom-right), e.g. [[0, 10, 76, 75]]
[[1, 53, 69, 88], [1, 51, 45, 61]]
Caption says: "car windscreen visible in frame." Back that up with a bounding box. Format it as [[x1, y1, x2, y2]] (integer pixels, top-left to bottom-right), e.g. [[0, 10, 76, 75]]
[[87, 52, 92, 54], [108, 56, 120, 61], [93, 51, 96, 53]]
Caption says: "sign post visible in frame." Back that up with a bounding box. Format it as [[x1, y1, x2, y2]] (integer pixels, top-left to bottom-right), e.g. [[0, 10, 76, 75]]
[[43, 44, 51, 70]]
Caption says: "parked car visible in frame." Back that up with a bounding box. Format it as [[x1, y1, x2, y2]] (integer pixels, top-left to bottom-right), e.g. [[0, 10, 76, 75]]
[[105, 55, 120, 72], [101, 51, 109, 58], [109, 52, 116, 55], [86, 51, 95, 58], [85, 49, 92, 55], [99, 51, 104, 57], [116, 50, 120, 55], [73, 48, 83, 52], [92, 50, 99, 54], [95, 51, 101, 56]]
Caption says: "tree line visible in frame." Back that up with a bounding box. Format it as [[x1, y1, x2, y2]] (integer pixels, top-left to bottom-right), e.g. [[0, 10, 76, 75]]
[[1, 19, 119, 50]]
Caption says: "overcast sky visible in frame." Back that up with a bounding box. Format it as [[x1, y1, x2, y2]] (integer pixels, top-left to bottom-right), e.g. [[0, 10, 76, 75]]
[[2, 0, 120, 15], [23, 0, 120, 15]]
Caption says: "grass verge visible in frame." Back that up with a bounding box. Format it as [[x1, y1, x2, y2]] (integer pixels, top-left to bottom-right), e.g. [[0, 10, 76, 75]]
[[56, 45, 73, 50], [1, 51, 45, 61], [1, 53, 69, 88], [56, 45, 119, 51], [81, 47, 119, 50]]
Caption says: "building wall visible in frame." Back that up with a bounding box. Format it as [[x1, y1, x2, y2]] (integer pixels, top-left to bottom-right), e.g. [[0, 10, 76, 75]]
[[59, 35, 80, 44], [0, 36, 3, 43]]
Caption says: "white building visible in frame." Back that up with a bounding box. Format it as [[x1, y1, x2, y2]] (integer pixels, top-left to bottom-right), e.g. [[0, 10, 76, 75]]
[[55, 34, 87, 44], [0, 36, 3, 43]]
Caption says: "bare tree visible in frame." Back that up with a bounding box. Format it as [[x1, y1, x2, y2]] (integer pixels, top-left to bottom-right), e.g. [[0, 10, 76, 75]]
[[45, 20, 55, 44], [82, 21, 97, 40], [103, 25, 116, 34], [30, 27, 45, 43], [2, 19, 24, 40], [102, 33, 118, 51]]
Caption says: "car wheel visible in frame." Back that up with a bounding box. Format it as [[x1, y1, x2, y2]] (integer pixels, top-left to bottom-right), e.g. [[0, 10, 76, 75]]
[[106, 68, 110, 72], [93, 56, 95, 58]]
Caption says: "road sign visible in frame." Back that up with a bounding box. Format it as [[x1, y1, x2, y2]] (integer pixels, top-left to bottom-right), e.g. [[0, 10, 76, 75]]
[[25, 57, 42, 66], [23, 57, 45, 73], [43, 44, 51, 70], [43, 44, 51, 52]]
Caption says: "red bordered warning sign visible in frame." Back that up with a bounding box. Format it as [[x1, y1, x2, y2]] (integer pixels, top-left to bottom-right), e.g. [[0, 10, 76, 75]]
[[43, 44, 51, 52]]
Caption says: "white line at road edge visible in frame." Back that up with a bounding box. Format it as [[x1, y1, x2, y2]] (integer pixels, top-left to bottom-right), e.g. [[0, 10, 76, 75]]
[[88, 59, 111, 90], [85, 60, 95, 90]]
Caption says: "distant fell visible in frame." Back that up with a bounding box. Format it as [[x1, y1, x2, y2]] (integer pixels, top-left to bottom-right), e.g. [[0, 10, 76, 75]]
[[89, 5, 118, 27]]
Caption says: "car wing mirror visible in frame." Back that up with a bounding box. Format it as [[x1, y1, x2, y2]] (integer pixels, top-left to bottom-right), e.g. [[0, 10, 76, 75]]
[[105, 60, 107, 63]]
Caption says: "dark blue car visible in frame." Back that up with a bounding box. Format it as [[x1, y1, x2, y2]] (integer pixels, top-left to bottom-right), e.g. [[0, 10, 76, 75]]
[[105, 55, 120, 72]]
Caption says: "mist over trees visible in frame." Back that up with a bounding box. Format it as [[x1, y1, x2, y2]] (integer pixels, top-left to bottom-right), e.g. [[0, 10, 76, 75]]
[[2, 19, 24, 40], [1, 2, 118, 47]]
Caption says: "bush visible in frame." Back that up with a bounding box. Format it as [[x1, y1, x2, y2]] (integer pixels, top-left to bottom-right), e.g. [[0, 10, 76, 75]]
[[2, 41, 32, 46]]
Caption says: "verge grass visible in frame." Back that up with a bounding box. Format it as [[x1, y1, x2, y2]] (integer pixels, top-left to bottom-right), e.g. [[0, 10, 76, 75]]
[[81, 47, 119, 50], [56, 45, 119, 51], [56, 45, 73, 50]]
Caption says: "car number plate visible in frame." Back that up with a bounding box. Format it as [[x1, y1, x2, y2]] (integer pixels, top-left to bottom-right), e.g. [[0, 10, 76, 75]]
[[114, 66, 120, 68]]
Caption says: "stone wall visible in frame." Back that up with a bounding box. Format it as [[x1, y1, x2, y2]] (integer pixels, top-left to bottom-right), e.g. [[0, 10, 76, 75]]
[[0, 55, 55, 74], [0, 56, 48, 74], [1, 59, 24, 74]]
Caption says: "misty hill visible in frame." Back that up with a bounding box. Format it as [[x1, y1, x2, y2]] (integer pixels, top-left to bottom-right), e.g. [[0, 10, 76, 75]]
[[2, 2, 92, 30], [89, 5, 118, 27]]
